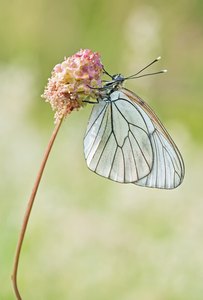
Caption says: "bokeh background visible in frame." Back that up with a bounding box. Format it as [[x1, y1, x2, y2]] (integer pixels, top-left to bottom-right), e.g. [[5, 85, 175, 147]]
[[1, 1, 203, 299]]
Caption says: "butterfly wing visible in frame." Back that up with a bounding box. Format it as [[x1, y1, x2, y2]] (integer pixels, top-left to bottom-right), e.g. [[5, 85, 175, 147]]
[[84, 89, 184, 189], [84, 92, 154, 183], [122, 88, 185, 189]]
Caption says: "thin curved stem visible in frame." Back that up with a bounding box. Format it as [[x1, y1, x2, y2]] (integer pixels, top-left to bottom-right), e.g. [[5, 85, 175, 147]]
[[11, 117, 63, 300]]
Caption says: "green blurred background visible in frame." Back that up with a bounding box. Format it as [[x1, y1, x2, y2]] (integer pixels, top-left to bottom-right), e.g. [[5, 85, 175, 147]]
[[1, 0, 203, 299]]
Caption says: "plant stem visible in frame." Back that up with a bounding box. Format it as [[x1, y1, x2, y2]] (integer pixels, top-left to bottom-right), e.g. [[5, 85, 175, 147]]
[[11, 117, 63, 300]]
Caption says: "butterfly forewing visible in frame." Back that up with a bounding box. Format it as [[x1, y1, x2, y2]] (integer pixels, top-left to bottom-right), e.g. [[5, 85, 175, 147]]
[[84, 92, 154, 183]]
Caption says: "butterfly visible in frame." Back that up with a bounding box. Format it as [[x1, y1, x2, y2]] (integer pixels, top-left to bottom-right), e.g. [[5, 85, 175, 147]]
[[84, 57, 185, 189]]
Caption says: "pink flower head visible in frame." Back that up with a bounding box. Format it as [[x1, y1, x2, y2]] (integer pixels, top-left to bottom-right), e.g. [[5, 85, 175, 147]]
[[42, 49, 103, 123]]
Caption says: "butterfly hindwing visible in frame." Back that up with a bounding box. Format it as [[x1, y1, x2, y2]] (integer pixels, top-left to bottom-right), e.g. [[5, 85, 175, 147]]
[[122, 88, 185, 189]]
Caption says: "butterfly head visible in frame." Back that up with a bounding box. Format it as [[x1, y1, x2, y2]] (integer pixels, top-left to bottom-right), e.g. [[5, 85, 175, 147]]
[[102, 73, 125, 92], [112, 74, 125, 83]]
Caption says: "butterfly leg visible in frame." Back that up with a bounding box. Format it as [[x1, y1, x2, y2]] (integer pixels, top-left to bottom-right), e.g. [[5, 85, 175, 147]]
[[82, 98, 99, 104]]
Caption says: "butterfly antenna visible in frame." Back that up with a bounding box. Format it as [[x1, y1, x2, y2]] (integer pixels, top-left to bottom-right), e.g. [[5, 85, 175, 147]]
[[128, 69, 167, 79], [125, 56, 162, 79]]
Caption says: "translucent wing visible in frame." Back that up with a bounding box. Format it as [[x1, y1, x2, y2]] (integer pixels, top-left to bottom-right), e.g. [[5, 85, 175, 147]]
[[84, 89, 184, 189], [84, 91, 154, 183], [122, 88, 185, 189]]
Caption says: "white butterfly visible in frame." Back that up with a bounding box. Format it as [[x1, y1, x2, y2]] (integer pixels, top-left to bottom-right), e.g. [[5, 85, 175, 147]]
[[84, 58, 185, 189]]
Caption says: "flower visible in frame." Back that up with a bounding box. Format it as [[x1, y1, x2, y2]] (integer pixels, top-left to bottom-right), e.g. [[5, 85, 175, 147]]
[[42, 49, 103, 123]]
